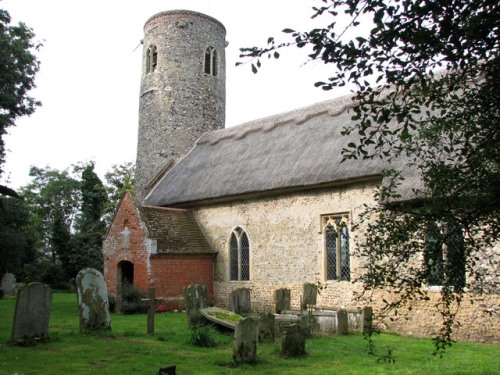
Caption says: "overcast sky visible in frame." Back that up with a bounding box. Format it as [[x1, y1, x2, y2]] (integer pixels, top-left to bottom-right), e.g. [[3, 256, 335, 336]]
[[1, 0, 350, 189]]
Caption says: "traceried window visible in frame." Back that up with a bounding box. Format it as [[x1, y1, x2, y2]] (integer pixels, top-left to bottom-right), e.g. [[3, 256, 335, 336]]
[[324, 215, 350, 281], [146, 45, 158, 74], [229, 227, 249, 281], [204, 46, 217, 76], [424, 220, 466, 289]]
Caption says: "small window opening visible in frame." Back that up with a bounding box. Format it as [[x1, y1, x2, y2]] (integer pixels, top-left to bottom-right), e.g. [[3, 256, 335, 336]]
[[229, 227, 250, 281], [204, 46, 217, 76], [146, 45, 158, 74]]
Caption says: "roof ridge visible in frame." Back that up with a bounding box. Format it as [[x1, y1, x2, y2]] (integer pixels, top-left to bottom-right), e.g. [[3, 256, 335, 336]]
[[197, 94, 355, 146]]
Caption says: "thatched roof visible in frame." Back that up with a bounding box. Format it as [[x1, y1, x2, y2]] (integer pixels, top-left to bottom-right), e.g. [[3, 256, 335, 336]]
[[139, 205, 215, 254], [144, 94, 423, 207]]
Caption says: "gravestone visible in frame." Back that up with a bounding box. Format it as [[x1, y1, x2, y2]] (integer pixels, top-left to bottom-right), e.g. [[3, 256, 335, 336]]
[[11, 282, 52, 344], [361, 306, 373, 334], [258, 312, 275, 343], [76, 268, 111, 332], [141, 287, 164, 334], [273, 288, 291, 314], [230, 288, 251, 315], [233, 317, 259, 364], [183, 284, 208, 328], [301, 283, 317, 311], [1, 273, 16, 297], [337, 309, 349, 335], [281, 323, 306, 357]]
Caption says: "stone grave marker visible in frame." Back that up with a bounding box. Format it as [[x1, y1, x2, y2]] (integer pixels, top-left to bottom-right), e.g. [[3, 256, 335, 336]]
[[337, 308, 349, 335], [230, 288, 251, 315], [233, 317, 258, 364], [1, 272, 16, 297], [76, 268, 111, 332], [273, 288, 291, 314], [141, 287, 164, 334], [258, 312, 275, 343], [361, 306, 373, 334], [281, 323, 306, 357], [183, 284, 208, 328], [11, 282, 52, 344], [301, 283, 317, 311]]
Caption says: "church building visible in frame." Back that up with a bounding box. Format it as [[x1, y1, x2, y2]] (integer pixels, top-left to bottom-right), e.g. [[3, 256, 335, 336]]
[[102, 10, 499, 343]]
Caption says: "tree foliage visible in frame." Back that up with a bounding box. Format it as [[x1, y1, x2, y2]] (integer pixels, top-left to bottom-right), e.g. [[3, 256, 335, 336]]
[[0, 9, 40, 182], [239, 0, 499, 352]]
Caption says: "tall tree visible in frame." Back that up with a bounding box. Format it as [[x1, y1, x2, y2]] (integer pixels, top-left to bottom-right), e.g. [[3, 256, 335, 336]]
[[68, 162, 108, 276], [0, 9, 40, 194], [0, 196, 35, 277], [103, 161, 135, 225], [240, 0, 499, 352]]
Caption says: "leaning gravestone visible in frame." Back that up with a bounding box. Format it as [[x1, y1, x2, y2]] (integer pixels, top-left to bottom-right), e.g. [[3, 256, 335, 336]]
[[183, 284, 208, 328], [11, 282, 52, 344], [361, 306, 373, 334], [1, 273, 16, 297], [258, 312, 275, 343], [337, 309, 349, 335], [301, 283, 318, 311], [273, 288, 291, 313], [281, 323, 306, 357], [76, 268, 111, 332], [230, 288, 251, 315], [233, 317, 259, 364]]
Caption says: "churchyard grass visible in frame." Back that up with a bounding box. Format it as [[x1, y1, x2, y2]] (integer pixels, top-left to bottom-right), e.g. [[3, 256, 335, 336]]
[[0, 293, 499, 374]]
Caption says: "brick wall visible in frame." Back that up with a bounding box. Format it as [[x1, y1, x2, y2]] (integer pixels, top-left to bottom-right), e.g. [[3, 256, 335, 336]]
[[103, 193, 214, 309]]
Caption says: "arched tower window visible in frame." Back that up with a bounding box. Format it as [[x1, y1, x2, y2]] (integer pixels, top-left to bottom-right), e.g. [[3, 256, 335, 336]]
[[324, 216, 350, 281], [146, 45, 158, 74], [204, 46, 217, 76], [229, 227, 249, 281]]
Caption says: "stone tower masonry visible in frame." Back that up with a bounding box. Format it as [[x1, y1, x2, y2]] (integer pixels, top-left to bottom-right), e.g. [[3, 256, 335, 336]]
[[136, 10, 226, 201]]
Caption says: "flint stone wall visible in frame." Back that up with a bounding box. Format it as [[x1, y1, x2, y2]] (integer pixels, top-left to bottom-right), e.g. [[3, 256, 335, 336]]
[[194, 181, 500, 343]]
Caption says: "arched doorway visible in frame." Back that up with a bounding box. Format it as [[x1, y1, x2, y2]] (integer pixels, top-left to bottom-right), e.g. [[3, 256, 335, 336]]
[[116, 261, 134, 312], [119, 261, 134, 286]]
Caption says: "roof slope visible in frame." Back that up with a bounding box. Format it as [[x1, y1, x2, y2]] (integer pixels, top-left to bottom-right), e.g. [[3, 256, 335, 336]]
[[145, 95, 421, 207], [139, 205, 215, 254]]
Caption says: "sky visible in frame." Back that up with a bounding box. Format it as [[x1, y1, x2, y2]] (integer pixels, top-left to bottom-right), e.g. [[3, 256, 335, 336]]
[[1, 0, 350, 189]]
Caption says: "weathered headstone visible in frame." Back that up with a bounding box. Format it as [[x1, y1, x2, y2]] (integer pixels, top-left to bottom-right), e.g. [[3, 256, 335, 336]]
[[281, 323, 306, 357], [76, 268, 111, 332], [361, 306, 373, 334], [230, 288, 251, 315], [233, 317, 259, 364], [301, 283, 317, 311], [337, 309, 349, 335], [273, 288, 291, 314], [1, 273, 16, 297], [258, 312, 275, 343], [141, 287, 164, 334], [183, 284, 208, 328], [11, 282, 52, 344]]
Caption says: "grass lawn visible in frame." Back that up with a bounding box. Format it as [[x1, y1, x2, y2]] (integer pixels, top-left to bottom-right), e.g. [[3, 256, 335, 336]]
[[0, 293, 499, 374]]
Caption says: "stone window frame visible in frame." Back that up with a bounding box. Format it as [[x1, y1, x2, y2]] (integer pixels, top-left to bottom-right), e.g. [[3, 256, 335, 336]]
[[424, 220, 466, 291], [146, 45, 158, 74], [320, 213, 351, 282], [229, 226, 250, 281], [204, 46, 217, 76]]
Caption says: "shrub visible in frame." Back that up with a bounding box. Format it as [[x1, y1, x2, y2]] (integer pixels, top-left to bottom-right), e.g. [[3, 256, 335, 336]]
[[120, 283, 147, 314], [189, 324, 218, 347]]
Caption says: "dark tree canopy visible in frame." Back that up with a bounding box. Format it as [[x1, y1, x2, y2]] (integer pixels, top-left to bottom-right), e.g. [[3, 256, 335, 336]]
[[239, 0, 499, 352], [0, 9, 40, 178]]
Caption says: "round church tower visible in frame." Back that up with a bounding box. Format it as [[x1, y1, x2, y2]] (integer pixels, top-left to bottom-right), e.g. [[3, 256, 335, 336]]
[[136, 10, 226, 201]]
